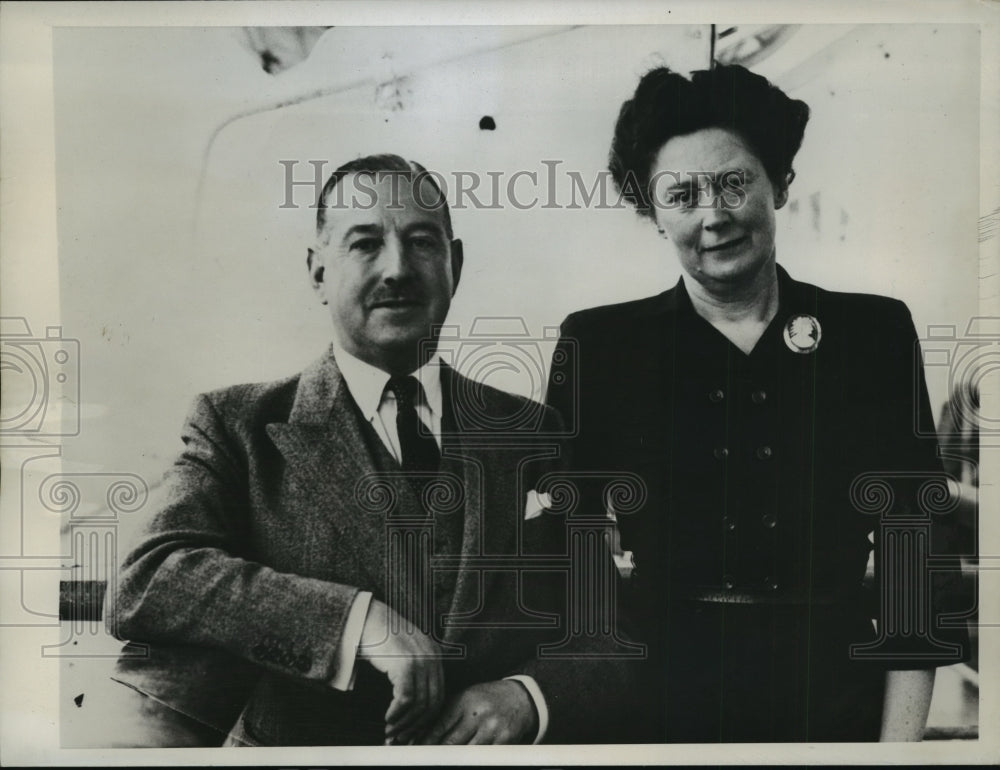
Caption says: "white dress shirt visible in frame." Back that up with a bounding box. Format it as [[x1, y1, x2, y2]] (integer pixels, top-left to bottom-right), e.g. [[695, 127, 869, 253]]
[[328, 344, 548, 743]]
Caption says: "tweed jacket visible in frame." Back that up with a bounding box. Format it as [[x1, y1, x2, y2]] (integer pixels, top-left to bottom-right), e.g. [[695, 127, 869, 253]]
[[107, 348, 638, 745]]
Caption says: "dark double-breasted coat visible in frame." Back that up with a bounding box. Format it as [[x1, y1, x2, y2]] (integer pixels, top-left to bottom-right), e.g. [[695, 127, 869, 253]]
[[545, 265, 970, 742]]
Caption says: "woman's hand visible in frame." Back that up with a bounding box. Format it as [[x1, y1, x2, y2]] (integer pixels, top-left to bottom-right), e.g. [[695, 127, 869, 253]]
[[879, 668, 936, 741]]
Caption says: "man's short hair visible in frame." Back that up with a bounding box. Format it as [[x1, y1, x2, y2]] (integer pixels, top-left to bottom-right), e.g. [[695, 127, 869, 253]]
[[315, 154, 453, 241]]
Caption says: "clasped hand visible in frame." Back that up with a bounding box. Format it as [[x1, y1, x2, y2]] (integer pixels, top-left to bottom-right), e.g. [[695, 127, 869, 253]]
[[357, 600, 536, 744]]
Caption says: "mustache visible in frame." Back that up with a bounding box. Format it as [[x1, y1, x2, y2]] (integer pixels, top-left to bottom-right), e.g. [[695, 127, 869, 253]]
[[368, 284, 425, 306]]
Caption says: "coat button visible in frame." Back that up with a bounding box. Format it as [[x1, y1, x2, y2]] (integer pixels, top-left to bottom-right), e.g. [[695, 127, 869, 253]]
[[755, 445, 773, 460], [714, 447, 729, 460], [764, 576, 779, 591], [709, 388, 725, 403], [723, 575, 735, 590], [723, 516, 736, 532], [752, 390, 767, 404], [761, 513, 777, 529]]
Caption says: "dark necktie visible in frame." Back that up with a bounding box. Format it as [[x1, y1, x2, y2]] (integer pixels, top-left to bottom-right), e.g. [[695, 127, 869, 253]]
[[386, 375, 440, 475]]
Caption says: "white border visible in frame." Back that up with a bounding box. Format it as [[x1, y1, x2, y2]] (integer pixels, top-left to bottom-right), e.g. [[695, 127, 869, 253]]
[[1, 1, 996, 766]]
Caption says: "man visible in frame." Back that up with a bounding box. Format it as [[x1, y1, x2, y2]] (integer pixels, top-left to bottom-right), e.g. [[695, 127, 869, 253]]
[[106, 154, 635, 746]]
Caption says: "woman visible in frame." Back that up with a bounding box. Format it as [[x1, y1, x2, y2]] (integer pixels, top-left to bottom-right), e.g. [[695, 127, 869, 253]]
[[545, 64, 969, 742]]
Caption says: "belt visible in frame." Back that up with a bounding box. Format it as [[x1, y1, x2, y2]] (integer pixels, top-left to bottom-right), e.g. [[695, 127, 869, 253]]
[[673, 586, 850, 606]]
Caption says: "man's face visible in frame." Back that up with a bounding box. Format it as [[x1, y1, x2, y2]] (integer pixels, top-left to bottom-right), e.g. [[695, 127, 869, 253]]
[[309, 173, 462, 374]]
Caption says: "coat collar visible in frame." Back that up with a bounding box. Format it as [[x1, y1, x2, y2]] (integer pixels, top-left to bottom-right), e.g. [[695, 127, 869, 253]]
[[281, 344, 463, 431], [285, 344, 347, 426], [664, 263, 818, 322]]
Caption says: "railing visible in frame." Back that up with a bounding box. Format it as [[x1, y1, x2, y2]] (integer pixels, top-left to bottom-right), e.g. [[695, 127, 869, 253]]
[[65, 578, 978, 741]]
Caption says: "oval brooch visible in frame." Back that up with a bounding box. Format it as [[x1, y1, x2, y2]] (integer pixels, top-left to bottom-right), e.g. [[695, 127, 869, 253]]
[[783, 314, 822, 354]]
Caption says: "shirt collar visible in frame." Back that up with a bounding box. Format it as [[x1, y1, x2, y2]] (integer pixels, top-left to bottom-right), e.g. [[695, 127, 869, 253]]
[[332, 343, 443, 422]]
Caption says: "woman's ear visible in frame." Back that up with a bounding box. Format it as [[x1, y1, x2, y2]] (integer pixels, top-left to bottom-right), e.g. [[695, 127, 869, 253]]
[[774, 169, 795, 210]]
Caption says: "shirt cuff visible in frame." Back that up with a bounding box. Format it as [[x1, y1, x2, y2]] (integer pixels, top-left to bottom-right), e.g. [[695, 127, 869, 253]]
[[503, 674, 548, 744], [329, 591, 373, 691]]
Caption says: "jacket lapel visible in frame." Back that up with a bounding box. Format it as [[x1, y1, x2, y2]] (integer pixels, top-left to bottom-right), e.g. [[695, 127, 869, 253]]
[[264, 353, 524, 639], [435, 365, 479, 644], [437, 366, 525, 645], [265, 348, 395, 592]]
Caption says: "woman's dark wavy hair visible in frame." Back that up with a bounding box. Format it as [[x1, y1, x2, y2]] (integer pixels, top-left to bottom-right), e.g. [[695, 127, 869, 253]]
[[609, 63, 810, 218]]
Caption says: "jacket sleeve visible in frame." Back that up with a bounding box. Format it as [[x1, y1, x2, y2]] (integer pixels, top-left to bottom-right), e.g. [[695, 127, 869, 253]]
[[512, 381, 646, 743], [544, 312, 609, 521], [868, 300, 972, 668], [105, 393, 362, 686]]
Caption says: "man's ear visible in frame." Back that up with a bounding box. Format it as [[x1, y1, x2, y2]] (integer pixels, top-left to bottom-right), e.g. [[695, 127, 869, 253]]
[[449, 239, 464, 295], [307, 248, 328, 304]]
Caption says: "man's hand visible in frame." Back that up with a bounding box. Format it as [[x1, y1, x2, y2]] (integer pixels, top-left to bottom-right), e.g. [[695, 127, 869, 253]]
[[418, 680, 538, 745], [356, 599, 444, 745]]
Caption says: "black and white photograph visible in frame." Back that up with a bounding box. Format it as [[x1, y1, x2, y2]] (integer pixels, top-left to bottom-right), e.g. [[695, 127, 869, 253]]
[[0, 1, 996, 765]]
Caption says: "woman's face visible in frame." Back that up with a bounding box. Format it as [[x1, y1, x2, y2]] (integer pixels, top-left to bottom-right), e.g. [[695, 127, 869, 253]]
[[649, 127, 787, 295]]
